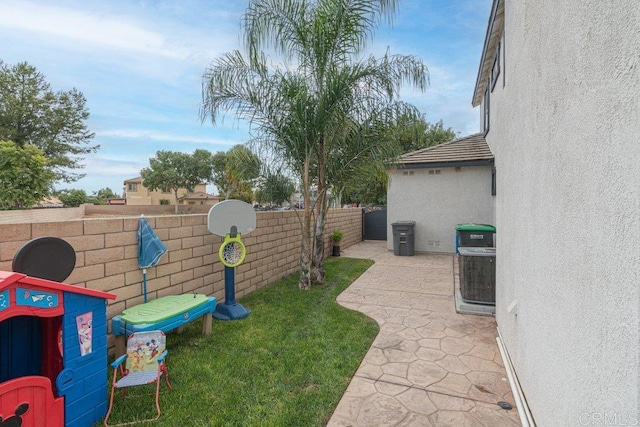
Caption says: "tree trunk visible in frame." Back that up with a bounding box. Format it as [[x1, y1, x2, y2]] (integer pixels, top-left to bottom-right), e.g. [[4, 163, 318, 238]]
[[173, 189, 179, 214], [299, 231, 312, 290], [311, 189, 327, 284], [298, 157, 313, 290], [311, 207, 326, 284], [311, 143, 327, 284]]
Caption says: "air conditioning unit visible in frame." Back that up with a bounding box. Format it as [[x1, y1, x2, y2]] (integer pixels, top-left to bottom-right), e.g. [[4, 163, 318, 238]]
[[458, 247, 496, 305]]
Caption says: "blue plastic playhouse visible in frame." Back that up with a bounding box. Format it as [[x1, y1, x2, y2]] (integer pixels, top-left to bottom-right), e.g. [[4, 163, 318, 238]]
[[0, 270, 115, 426]]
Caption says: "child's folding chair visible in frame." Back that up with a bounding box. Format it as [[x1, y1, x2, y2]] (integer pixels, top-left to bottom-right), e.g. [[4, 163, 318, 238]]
[[104, 330, 172, 426]]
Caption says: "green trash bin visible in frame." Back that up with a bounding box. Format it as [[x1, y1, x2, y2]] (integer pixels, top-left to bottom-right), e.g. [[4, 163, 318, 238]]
[[455, 223, 495, 253]]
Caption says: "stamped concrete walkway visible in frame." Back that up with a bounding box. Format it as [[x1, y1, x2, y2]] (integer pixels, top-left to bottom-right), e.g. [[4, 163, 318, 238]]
[[328, 241, 520, 427]]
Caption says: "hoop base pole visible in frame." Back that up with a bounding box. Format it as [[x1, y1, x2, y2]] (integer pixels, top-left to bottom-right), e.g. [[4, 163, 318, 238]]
[[213, 265, 251, 320], [213, 302, 251, 320]]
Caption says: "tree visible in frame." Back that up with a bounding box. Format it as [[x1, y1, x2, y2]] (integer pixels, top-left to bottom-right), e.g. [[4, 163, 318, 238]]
[[0, 61, 98, 183], [210, 145, 261, 200], [96, 187, 120, 199], [202, 0, 427, 289], [342, 117, 458, 205], [396, 116, 458, 153], [342, 165, 389, 206], [58, 189, 88, 207], [230, 180, 255, 204], [0, 140, 55, 209], [255, 169, 296, 206], [88, 187, 120, 205], [140, 149, 213, 214]]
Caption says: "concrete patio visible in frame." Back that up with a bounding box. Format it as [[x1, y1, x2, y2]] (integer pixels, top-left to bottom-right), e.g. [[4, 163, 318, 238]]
[[328, 241, 520, 426]]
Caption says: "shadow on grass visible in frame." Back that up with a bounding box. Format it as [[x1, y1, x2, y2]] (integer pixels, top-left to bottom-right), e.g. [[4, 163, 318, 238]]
[[101, 257, 377, 426]]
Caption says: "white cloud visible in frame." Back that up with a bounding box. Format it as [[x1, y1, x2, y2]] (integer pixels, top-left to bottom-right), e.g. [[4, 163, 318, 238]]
[[98, 129, 242, 146], [0, 2, 192, 59], [83, 157, 143, 177], [0, 1, 243, 66]]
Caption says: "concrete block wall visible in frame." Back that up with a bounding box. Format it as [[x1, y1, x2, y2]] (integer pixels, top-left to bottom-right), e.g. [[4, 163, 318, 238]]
[[85, 203, 215, 216], [324, 208, 363, 253], [0, 206, 85, 224], [0, 208, 363, 353], [84, 204, 176, 216]]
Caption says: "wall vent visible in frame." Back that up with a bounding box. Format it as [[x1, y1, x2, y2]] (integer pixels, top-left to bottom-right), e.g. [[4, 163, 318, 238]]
[[402, 171, 414, 176], [428, 170, 441, 175]]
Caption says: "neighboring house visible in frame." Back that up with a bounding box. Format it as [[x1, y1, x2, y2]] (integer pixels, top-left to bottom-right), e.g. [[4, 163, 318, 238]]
[[34, 196, 64, 208], [179, 191, 221, 206], [473, 1, 639, 426], [387, 133, 495, 253], [288, 186, 338, 209], [106, 198, 126, 205], [124, 177, 217, 206]]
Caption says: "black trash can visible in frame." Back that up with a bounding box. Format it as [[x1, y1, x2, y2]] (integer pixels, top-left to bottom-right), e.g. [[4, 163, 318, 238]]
[[392, 221, 416, 256], [455, 223, 496, 253], [458, 247, 496, 305]]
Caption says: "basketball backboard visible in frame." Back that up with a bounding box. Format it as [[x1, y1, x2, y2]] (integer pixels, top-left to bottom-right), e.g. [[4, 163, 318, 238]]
[[207, 200, 256, 236]]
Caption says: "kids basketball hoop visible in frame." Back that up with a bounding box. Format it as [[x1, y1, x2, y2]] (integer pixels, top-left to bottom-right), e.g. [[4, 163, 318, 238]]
[[219, 229, 246, 268], [207, 200, 256, 320]]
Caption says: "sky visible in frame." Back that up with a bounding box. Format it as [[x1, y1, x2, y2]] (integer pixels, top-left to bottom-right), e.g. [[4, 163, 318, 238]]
[[0, 0, 491, 196]]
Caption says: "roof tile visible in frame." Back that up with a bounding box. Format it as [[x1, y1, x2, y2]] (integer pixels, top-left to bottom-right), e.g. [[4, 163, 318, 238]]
[[396, 133, 493, 166]]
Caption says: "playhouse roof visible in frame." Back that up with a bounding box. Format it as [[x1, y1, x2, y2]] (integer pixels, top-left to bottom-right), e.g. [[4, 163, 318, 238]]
[[0, 271, 116, 300]]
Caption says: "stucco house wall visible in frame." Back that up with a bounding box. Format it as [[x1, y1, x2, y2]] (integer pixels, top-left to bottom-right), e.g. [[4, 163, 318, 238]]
[[476, 0, 639, 425], [387, 166, 495, 253]]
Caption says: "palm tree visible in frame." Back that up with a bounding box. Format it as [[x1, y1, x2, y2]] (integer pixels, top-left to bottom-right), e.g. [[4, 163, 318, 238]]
[[201, 0, 427, 289]]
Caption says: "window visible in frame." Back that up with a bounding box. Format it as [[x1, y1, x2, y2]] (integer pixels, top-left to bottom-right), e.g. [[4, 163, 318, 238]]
[[491, 167, 497, 196], [127, 183, 137, 192], [491, 42, 501, 91], [483, 80, 490, 135], [502, 30, 506, 88]]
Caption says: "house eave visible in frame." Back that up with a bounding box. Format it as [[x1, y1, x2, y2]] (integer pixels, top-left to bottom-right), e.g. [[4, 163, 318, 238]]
[[395, 159, 495, 170], [472, 0, 504, 107]]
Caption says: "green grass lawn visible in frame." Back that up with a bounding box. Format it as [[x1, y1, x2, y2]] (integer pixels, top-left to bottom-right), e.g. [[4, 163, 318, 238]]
[[102, 257, 377, 426]]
